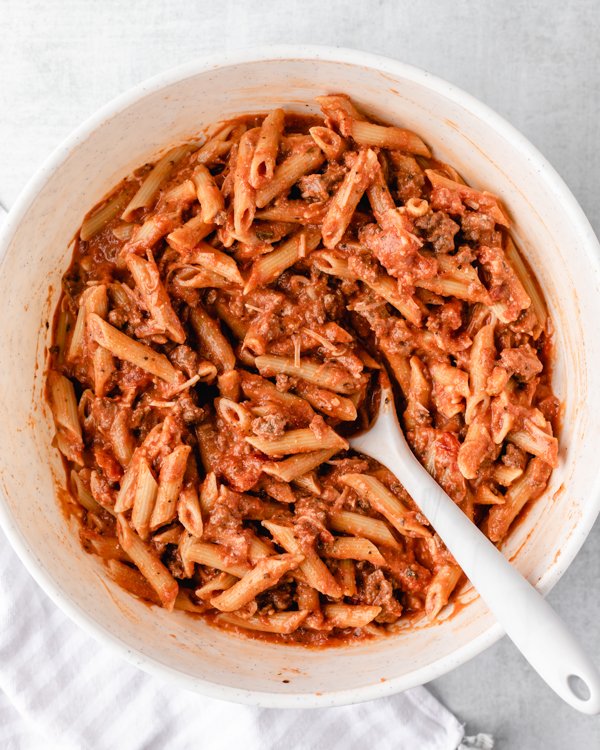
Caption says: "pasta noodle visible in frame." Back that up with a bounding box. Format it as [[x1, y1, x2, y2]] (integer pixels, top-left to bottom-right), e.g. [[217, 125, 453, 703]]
[[47, 95, 558, 645], [250, 108, 285, 189], [121, 145, 191, 221]]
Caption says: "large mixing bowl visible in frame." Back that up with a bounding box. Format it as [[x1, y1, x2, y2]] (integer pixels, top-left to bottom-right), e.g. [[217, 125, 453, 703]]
[[1, 46, 599, 707]]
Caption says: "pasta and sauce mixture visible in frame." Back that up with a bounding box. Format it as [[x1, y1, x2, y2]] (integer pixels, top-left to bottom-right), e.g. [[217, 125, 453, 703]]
[[47, 95, 559, 644]]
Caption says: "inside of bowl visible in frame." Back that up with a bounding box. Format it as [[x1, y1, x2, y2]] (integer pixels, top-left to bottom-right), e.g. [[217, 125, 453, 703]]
[[1, 53, 599, 704]]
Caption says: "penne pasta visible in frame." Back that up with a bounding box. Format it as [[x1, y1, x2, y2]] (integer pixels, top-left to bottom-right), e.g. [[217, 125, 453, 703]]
[[508, 423, 558, 467], [116, 515, 178, 610], [309, 126, 347, 161], [121, 144, 190, 221], [215, 397, 253, 433], [493, 464, 523, 487], [316, 94, 364, 134], [70, 470, 104, 515], [53, 306, 72, 365], [244, 228, 321, 293], [150, 445, 191, 531], [341, 474, 431, 538], [182, 541, 251, 578], [217, 610, 309, 635], [322, 537, 386, 566], [153, 525, 184, 545], [255, 199, 328, 225], [425, 565, 462, 619], [107, 559, 161, 605], [167, 214, 215, 252], [255, 146, 325, 208], [484, 458, 552, 542], [248, 535, 277, 561], [184, 242, 243, 285], [86, 534, 128, 561], [415, 253, 491, 304], [189, 305, 236, 372], [311, 250, 356, 280], [174, 590, 209, 614], [313, 250, 423, 325], [234, 128, 258, 235], [196, 572, 238, 599], [68, 283, 108, 362], [246, 427, 347, 457], [351, 120, 431, 156], [210, 553, 303, 612], [87, 314, 179, 382], [250, 108, 285, 189], [329, 510, 400, 549], [192, 164, 224, 223], [323, 603, 382, 629], [195, 123, 240, 164], [337, 559, 357, 597], [425, 169, 509, 227], [262, 448, 339, 483], [292, 472, 322, 496], [92, 345, 114, 398], [293, 381, 358, 421], [465, 323, 496, 424], [263, 521, 342, 598], [362, 272, 424, 326], [255, 354, 361, 395], [47, 371, 84, 464], [504, 236, 547, 328], [80, 189, 128, 241], [321, 148, 379, 248], [131, 458, 158, 540], [126, 254, 186, 343]]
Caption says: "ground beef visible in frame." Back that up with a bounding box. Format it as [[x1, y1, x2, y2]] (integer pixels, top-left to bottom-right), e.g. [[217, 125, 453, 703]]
[[163, 547, 186, 579], [502, 444, 528, 470], [429, 186, 465, 216], [251, 413, 287, 437], [90, 470, 116, 509], [379, 549, 433, 595], [93, 446, 122, 484], [298, 162, 345, 201], [355, 567, 403, 623], [460, 211, 497, 245], [293, 495, 333, 549], [347, 250, 380, 284], [257, 583, 294, 613], [275, 373, 294, 392], [203, 487, 253, 562], [389, 153, 425, 202], [359, 222, 436, 286], [426, 299, 464, 333], [176, 392, 205, 425], [415, 211, 459, 253], [169, 345, 199, 378], [499, 344, 543, 381]]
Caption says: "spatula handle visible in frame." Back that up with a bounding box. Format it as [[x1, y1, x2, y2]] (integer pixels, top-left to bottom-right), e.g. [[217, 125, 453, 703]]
[[351, 390, 600, 714]]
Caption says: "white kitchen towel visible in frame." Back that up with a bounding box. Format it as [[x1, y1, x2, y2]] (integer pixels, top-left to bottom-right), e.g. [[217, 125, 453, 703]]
[[0, 524, 469, 750]]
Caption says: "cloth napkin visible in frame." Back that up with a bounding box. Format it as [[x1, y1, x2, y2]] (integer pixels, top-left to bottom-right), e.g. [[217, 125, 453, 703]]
[[0, 205, 489, 750], [0, 524, 477, 750]]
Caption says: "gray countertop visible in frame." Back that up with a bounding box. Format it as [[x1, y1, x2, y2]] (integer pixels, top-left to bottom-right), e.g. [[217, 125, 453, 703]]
[[1, 1, 599, 746]]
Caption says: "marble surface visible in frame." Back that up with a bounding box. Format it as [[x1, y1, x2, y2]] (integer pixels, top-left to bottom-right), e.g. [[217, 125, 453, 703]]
[[1, 0, 599, 746]]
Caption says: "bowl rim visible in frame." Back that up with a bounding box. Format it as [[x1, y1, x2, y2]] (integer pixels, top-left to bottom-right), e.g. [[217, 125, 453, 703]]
[[1, 44, 600, 708]]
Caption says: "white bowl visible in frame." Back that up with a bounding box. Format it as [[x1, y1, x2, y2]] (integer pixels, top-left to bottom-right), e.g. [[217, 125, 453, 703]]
[[1, 46, 600, 708]]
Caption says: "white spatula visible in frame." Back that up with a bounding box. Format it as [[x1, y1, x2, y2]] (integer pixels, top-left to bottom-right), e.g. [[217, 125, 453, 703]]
[[349, 373, 600, 713]]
